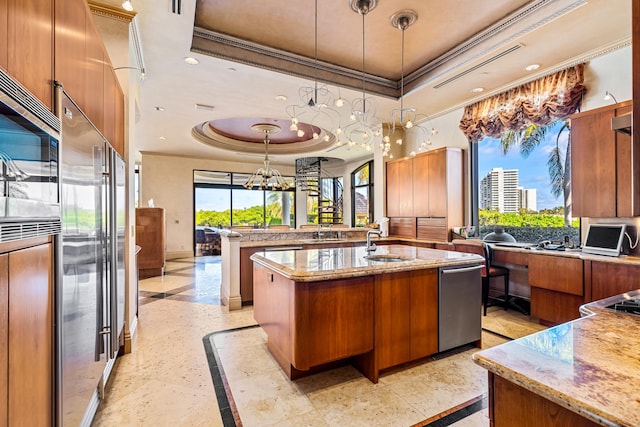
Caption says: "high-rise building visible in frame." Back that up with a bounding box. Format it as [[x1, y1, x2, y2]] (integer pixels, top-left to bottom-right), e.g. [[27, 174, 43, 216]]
[[518, 187, 537, 211], [480, 168, 520, 213]]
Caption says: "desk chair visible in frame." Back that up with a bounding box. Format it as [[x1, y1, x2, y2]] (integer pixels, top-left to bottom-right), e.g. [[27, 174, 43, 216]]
[[451, 240, 510, 316]]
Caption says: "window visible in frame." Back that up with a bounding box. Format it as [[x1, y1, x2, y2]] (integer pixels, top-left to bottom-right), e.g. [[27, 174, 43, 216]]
[[194, 170, 295, 229], [474, 120, 579, 243], [351, 161, 373, 227]]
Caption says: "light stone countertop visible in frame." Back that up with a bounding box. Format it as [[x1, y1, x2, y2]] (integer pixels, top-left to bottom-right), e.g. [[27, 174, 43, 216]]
[[473, 289, 640, 427], [250, 244, 484, 282]]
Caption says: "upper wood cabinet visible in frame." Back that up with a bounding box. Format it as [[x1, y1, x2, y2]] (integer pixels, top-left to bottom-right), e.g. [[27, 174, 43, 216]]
[[6, 0, 54, 110], [386, 157, 413, 217], [54, 0, 88, 110], [571, 101, 638, 217], [0, 0, 8, 70], [386, 147, 464, 241]]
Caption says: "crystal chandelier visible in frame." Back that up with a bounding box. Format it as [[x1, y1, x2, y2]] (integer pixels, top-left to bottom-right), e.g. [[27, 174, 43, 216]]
[[381, 10, 437, 157], [243, 124, 290, 190]]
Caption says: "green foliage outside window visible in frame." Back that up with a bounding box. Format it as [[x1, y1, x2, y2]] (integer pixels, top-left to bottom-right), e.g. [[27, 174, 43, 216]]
[[479, 209, 579, 228]]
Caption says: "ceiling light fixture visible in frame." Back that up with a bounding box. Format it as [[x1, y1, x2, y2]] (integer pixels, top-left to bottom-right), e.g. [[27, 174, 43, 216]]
[[184, 57, 199, 65], [122, 0, 133, 11], [382, 10, 437, 155], [243, 124, 290, 190], [471, 87, 484, 93], [604, 91, 618, 103], [285, 0, 341, 145], [339, 0, 382, 152], [524, 63, 540, 71]]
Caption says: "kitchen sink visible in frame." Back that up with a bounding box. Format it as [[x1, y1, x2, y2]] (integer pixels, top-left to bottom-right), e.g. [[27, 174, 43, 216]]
[[300, 238, 343, 243], [364, 254, 413, 262]]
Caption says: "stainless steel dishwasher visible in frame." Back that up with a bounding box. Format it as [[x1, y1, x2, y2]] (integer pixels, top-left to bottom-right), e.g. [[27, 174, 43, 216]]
[[438, 264, 483, 352]]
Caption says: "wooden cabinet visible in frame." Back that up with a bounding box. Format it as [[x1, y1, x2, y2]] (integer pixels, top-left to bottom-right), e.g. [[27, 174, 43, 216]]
[[54, 0, 87, 110], [589, 261, 640, 301], [386, 157, 413, 217], [386, 147, 464, 241], [528, 254, 583, 324], [6, 0, 54, 109], [136, 208, 166, 279], [571, 101, 638, 217], [0, 239, 53, 427], [0, 0, 7, 70], [490, 374, 599, 427], [376, 269, 438, 370], [253, 264, 374, 377]]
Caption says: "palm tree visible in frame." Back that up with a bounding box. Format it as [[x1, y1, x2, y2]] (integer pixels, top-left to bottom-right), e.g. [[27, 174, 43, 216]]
[[500, 120, 572, 225]]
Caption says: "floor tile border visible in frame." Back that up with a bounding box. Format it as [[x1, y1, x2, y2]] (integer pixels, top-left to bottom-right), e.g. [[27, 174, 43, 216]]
[[203, 325, 260, 427]]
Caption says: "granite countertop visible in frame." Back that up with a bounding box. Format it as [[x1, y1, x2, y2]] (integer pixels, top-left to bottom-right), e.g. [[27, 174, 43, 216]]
[[488, 242, 640, 266], [250, 244, 484, 282], [473, 289, 640, 427]]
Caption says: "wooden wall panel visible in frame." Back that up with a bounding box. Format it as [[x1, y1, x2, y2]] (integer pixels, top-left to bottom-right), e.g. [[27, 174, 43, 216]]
[[8, 243, 53, 426], [7, 0, 54, 109]]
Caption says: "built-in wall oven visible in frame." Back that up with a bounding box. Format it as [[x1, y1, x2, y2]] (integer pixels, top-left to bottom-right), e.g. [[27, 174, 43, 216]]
[[0, 68, 61, 240]]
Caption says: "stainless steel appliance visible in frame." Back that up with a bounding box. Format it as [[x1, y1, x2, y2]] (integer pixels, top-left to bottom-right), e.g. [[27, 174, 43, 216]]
[[0, 68, 61, 238], [438, 264, 483, 352], [56, 86, 126, 426]]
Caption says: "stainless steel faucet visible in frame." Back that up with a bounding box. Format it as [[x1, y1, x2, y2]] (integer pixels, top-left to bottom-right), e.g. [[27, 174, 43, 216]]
[[366, 229, 382, 252]]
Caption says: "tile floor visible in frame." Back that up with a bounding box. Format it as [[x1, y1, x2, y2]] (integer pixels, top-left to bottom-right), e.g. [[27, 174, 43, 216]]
[[92, 256, 546, 427]]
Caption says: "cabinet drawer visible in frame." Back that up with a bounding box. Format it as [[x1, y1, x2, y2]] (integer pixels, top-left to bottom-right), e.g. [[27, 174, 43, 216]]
[[417, 217, 446, 227], [417, 218, 447, 241], [389, 217, 416, 238], [529, 254, 583, 296], [492, 250, 529, 267]]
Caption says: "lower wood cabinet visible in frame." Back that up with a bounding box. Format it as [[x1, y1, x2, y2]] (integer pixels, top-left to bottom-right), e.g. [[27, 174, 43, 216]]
[[376, 269, 438, 370], [0, 239, 53, 426], [135, 208, 166, 279], [490, 374, 599, 427], [590, 261, 640, 301], [528, 254, 583, 324]]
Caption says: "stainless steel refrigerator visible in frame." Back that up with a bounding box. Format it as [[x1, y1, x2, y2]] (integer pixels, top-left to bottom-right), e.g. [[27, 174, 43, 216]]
[[56, 87, 126, 426]]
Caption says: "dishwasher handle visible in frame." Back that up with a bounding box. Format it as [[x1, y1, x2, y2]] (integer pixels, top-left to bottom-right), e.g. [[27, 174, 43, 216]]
[[440, 264, 484, 275]]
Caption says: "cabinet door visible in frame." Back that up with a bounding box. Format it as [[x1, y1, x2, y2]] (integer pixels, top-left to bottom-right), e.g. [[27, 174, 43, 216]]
[[614, 105, 637, 217], [85, 21, 104, 131], [412, 154, 429, 217], [571, 108, 617, 218], [529, 254, 583, 296], [114, 84, 125, 156], [0, 0, 7, 70], [376, 272, 411, 370], [7, 0, 53, 109], [409, 269, 438, 359], [386, 158, 413, 217], [427, 150, 447, 217], [0, 254, 7, 426], [54, 0, 87, 109], [8, 243, 53, 426], [590, 261, 640, 301]]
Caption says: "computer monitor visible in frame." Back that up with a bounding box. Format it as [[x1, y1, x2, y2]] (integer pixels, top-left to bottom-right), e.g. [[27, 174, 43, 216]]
[[582, 224, 627, 257]]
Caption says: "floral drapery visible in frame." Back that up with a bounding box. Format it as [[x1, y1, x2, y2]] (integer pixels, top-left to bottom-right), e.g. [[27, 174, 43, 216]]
[[459, 64, 585, 143]]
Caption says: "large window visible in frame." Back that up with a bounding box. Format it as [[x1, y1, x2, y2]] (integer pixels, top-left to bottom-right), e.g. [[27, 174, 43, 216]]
[[474, 120, 579, 243], [194, 170, 295, 228], [351, 161, 373, 227]]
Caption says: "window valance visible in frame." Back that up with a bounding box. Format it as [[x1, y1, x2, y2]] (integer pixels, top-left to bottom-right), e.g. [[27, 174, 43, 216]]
[[459, 64, 585, 143]]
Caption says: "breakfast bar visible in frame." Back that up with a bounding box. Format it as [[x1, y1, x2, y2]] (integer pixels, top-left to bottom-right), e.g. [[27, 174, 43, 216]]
[[251, 244, 484, 383]]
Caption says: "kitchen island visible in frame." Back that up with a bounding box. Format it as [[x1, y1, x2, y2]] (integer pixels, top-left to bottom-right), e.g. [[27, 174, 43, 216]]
[[251, 244, 484, 383], [472, 289, 640, 427]]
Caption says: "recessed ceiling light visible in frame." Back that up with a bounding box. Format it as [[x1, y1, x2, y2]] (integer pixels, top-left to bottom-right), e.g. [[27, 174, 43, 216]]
[[155, 106, 165, 111], [524, 63, 540, 71], [184, 57, 199, 65], [228, 67, 236, 72], [159, 136, 166, 140], [195, 103, 215, 111], [471, 87, 484, 93], [275, 95, 288, 101]]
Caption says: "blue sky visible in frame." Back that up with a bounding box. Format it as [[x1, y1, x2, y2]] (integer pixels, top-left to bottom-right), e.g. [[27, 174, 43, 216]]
[[478, 121, 570, 210]]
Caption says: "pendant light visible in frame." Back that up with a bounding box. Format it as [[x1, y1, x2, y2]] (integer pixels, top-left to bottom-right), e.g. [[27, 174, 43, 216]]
[[243, 124, 290, 190]]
